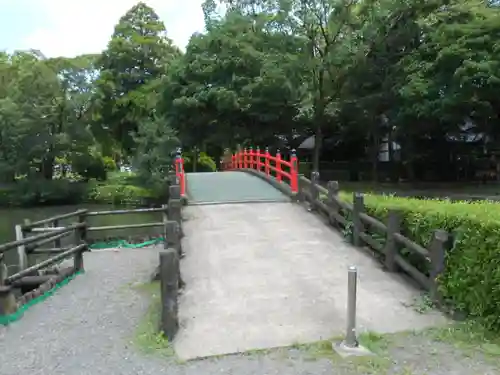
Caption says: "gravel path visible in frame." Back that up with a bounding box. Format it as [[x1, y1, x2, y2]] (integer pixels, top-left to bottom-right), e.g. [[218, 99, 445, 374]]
[[0, 247, 498, 375]]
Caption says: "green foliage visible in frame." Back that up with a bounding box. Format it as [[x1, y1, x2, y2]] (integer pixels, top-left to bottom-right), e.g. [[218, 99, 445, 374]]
[[132, 117, 180, 193], [102, 157, 117, 172], [94, 2, 180, 154], [2, 0, 500, 207], [72, 152, 107, 181], [87, 182, 153, 206], [0, 180, 87, 207], [158, 10, 303, 154], [132, 281, 175, 357], [339, 191, 500, 331], [183, 151, 217, 172], [86, 172, 155, 206]]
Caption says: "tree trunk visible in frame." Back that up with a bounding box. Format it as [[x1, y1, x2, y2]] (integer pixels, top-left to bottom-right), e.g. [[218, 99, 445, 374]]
[[370, 132, 380, 182], [404, 137, 416, 182], [312, 123, 322, 174], [41, 156, 54, 180], [193, 147, 198, 172], [312, 68, 326, 174]]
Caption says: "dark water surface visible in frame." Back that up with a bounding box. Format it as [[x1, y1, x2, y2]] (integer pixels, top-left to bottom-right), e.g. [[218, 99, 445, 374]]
[[1, 204, 163, 271]]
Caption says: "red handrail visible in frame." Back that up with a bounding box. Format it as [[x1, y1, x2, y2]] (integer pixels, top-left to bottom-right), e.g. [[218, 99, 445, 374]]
[[222, 147, 299, 193], [174, 149, 186, 196]]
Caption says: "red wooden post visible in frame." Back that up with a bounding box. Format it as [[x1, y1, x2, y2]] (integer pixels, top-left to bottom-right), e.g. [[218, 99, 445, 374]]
[[265, 147, 270, 176], [249, 147, 254, 169], [243, 148, 248, 168], [256, 147, 261, 171], [180, 157, 185, 196], [175, 149, 180, 179], [231, 154, 235, 169], [174, 151, 180, 176], [276, 149, 282, 182], [290, 149, 298, 193], [175, 148, 185, 196]]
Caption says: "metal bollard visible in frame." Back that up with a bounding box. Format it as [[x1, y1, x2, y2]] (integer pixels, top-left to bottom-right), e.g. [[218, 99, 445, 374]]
[[344, 266, 358, 348]]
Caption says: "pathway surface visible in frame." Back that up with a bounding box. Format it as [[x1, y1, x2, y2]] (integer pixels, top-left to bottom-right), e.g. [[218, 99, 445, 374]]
[[0, 168, 495, 374], [187, 171, 290, 203], [0, 247, 167, 375], [175, 202, 447, 360]]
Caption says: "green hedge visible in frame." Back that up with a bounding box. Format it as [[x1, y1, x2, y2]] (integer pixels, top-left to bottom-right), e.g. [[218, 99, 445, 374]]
[[0, 180, 87, 206], [86, 183, 154, 205], [0, 172, 160, 207], [338, 192, 500, 331], [85, 172, 157, 205]]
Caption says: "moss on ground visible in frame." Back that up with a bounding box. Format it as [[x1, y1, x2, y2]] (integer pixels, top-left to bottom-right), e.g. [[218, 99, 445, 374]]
[[131, 281, 175, 358]]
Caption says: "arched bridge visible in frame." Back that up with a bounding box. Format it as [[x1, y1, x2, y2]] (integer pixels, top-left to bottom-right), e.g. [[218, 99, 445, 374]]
[[174, 148, 446, 359]]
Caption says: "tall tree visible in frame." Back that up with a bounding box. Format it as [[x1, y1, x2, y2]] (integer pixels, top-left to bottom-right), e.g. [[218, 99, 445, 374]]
[[95, 2, 180, 154]]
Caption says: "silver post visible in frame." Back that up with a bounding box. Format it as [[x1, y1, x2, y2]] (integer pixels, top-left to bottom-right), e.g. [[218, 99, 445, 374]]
[[344, 266, 358, 348]]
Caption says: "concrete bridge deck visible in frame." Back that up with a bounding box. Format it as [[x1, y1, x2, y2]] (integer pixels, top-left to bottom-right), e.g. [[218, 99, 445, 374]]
[[174, 197, 446, 360]]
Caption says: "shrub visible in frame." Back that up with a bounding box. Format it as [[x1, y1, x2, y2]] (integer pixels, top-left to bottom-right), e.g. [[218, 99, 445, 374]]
[[0, 179, 87, 206], [338, 192, 500, 331], [86, 182, 154, 206], [183, 152, 217, 172], [102, 156, 117, 172], [86, 171, 163, 206]]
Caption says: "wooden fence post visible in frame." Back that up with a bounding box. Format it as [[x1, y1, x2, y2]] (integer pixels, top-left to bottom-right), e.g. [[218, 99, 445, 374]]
[[352, 193, 365, 247], [73, 228, 84, 272], [384, 209, 401, 272], [276, 149, 282, 182], [165, 221, 181, 257], [0, 285, 17, 316], [53, 219, 61, 248], [164, 222, 184, 290], [167, 171, 177, 185], [169, 184, 181, 200], [310, 171, 320, 210], [428, 229, 449, 303], [264, 147, 270, 175], [297, 174, 305, 203], [15, 222, 28, 271], [168, 197, 183, 236], [168, 183, 183, 236], [0, 255, 6, 286], [162, 204, 168, 249], [73, 211, 87, 272], [326, 181, 339, 227], [77, 210, 88, 249], [256, 147, 261, 171], [159, 249, 179, 340]]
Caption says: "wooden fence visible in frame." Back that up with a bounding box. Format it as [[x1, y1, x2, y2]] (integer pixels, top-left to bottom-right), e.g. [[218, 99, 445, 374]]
[[0, 184, 183, 331], [298, 173, 449, 302], [0, 221, 88, 316]]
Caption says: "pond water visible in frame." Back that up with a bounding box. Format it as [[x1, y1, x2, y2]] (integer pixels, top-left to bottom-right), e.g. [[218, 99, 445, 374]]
[[1, 204, 164, 271]]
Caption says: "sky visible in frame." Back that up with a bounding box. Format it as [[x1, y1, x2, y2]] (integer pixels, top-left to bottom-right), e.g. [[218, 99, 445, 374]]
[[0, 0, 207, 57]]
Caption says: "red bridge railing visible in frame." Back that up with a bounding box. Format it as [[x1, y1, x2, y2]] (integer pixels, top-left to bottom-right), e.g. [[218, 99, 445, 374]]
[[223, 147, 299, 193], [174, 149, 186, 196]]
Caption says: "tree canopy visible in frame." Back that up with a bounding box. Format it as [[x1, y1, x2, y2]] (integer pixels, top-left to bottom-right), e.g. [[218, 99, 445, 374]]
[[2, 0, 500, 189]]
